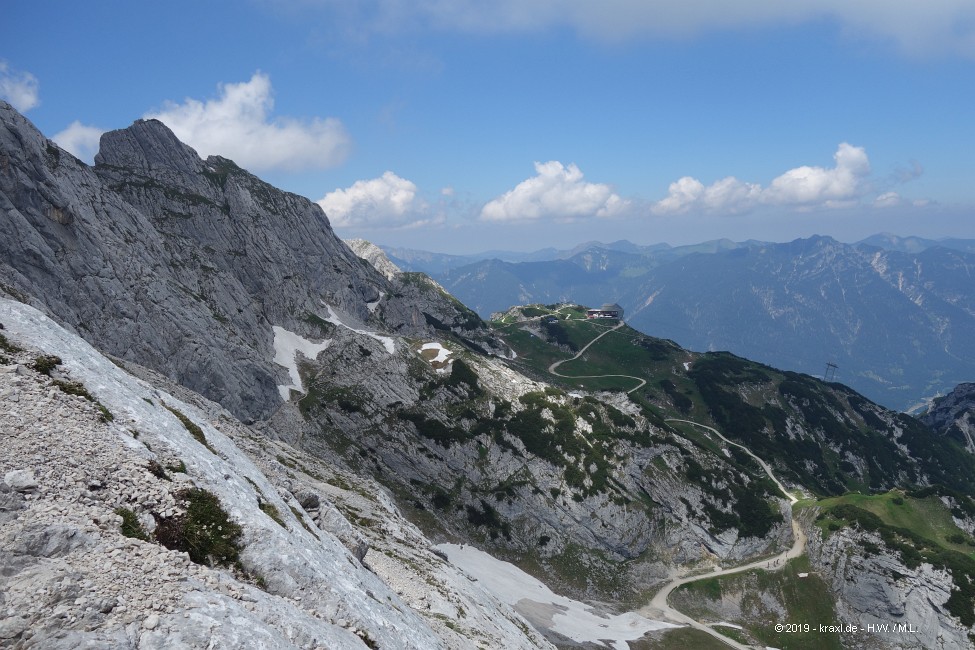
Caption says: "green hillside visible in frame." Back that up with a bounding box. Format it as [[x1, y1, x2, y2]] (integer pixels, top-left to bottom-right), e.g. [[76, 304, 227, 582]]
[[492, 303, 975, 498]]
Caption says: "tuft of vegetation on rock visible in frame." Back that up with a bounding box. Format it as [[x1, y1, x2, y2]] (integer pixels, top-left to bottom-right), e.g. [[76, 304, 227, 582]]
[[259, 500, 287, 528], [51, 378, 114, 422], [31, 354, 62, 375], [0, 331, 21, 354], [154, 488, 242, 568], [116, 507, 149, 541], [163, 404, 215, 453]]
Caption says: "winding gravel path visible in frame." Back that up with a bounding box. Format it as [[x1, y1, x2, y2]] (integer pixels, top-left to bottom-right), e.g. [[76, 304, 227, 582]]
[[546, 321, 647, 393], [637, 419, 804, 648], [539, 321, 805, 648]]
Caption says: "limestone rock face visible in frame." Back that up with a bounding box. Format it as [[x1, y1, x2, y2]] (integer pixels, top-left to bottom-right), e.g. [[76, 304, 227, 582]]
[[346, 238, 403, 281], [0, 298, 551, 650], [921, 382, 975, 453], [808, 526, 972, 650], [0, 102, 442, 422]]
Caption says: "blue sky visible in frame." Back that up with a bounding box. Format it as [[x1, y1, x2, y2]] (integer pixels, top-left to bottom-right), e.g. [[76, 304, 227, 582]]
[[3, 1, 974, 253]]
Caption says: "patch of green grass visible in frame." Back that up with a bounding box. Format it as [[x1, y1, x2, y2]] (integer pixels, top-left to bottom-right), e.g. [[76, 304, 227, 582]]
[[259, 501, 287, 528], [0, 332, 22, 353], [630, 627, 731, 650], [166, 459, 187, 474], [672, 556, 841, 650], [51, 379, 114, 422], [31, 354, 61, 375], [154, 488, 242, 567], [163, 404, 215, 453], [115, 507, 149, 541], [812, 494, 975, 625], [811, 491, 974, 554], [289, 505, 314, 533], [276, 454, 297, 469]]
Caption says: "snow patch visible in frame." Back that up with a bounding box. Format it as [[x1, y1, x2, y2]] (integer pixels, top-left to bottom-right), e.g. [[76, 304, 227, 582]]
[[436, 543, 674, 649], [420, 342, 451, 363], [321, 303, 395, 354], [272, 326, 331, 400], [366, 291, 385, 314]]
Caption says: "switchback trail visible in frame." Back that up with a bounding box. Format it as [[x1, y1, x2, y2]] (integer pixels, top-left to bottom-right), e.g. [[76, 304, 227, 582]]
[[636, 419, 804, 649], [546, 321, 647, 394], [541, 322, 804, 648]]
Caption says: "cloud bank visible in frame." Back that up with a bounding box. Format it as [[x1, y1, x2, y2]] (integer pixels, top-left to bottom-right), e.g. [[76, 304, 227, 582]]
[[651, 143, 874, 215], [318, 171, 434, 228], [0, 61, 39, 112], [310, 0, 975, 57], [481, 161, 628, 222], [145, 72, 351, 172]]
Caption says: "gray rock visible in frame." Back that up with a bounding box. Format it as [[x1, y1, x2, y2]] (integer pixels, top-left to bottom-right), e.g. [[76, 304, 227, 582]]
[[14, 523, 91, 558], [4, 469, 37, 493], [294, 489, 321, 511], [318, 504, 370, 562], [0, 615, 27, 640], [0, 101, 451, 422]]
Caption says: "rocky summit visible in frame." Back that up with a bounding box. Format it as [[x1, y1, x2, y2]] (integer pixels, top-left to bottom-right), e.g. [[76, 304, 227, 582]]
[[3, 101, 975, 649]]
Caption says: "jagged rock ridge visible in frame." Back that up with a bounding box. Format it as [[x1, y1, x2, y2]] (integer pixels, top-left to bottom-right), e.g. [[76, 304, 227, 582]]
[[0, 102, 494, 423]]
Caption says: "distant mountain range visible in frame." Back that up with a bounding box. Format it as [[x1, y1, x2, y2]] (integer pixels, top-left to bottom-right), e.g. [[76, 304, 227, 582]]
[[384, 234, 975, 411]]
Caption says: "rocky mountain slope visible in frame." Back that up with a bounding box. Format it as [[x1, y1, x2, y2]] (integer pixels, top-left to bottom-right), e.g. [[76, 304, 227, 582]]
[[0, 101, 499, 423], [0, 298, 550, 649], [920, 382, 975, 453]]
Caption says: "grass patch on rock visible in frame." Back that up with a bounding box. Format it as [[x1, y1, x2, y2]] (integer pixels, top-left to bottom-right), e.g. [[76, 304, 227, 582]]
[[116, 507, 149, 541], [154, 488, 242, 567], [51, 379, 114, 422], [163, 404, 215, 453]]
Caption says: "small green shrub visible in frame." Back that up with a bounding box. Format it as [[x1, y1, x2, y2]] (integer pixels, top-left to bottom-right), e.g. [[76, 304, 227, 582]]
[[52, 379, 93, 399], [166, 459, 187, 474], [289, 505, 314, 533], [147, 460, 171, 481], [154, 488, 242, 567], [0, 332, 21, 353], [31, 355, 62, 375], [52, 379, 114, 422], [116, 507, 149, 541]]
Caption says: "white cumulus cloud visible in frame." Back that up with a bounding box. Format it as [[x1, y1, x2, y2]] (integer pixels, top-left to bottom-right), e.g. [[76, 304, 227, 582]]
[[480, 161, 628, 222], [652, 143, 873, 216], [52, 121, 104, 163], [145, 72, 351, 172], [763, 142, 870, 205], [318, 171, 429, 228], [0, 61, 40, 112]]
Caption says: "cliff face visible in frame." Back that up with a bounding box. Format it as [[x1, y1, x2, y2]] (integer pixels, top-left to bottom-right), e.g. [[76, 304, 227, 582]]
[[808, 526, 971, 650], [920, 383, 975, 453], [0, 103, 473, 422]]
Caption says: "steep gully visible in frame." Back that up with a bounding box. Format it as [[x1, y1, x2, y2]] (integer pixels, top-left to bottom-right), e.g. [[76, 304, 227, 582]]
[[546, 320, 805, 648]]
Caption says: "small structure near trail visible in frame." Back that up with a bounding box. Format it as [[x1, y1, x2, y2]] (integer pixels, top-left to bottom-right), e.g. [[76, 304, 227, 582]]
[[586, 303, 624, 320]]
